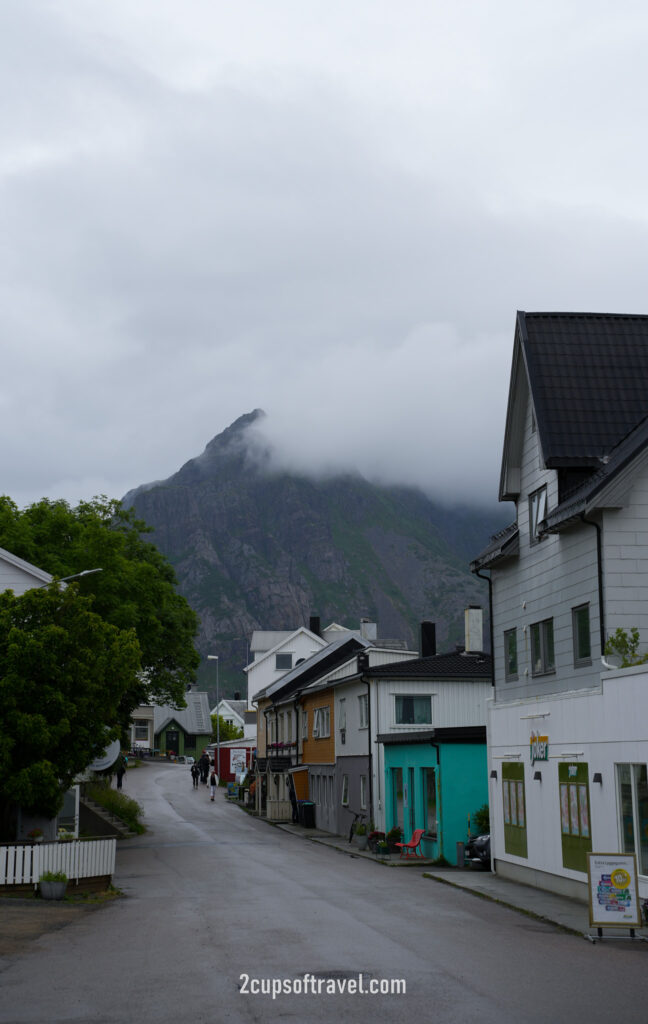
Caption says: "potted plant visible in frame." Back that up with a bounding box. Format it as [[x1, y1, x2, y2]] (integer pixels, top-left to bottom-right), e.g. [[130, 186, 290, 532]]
[[39, 871, 68, 900], [386, 826, 403, 853], [27, 828, 44, 843], [376, 840, 390, 857], [354, 822, 369, 850]]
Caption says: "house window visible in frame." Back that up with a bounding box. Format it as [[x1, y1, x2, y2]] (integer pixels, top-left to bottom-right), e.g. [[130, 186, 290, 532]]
[[185, 734, 196, 750], [360, 775, 367, 810], [358, 694, 368, 729], [530, 618, 555, 676], [301, 710, 308, 740], [339, 698, 346, 729], [395, 695, 432, 725], [422, 767, 437, 835], [275, 653, 293, 671], [504, 629, 518, 680], [341, 774, 349, 806], [617, 764, 648, 876], [502, 762, 527, 858], [528, 485, 547, 544], [572, 604, 592, 666], [312, 707, 330, 738], [134, 719, 149, 740]]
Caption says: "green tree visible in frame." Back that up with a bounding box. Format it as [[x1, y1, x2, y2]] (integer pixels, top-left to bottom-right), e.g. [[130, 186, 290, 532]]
[[0, 495, 199, 721], [604, 627, 648, 668], [0, 586, 141, 818], [211, 714, 244, 742]]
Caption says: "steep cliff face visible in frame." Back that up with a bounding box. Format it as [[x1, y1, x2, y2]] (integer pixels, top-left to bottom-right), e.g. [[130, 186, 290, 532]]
[[124, 411, 505, 691]]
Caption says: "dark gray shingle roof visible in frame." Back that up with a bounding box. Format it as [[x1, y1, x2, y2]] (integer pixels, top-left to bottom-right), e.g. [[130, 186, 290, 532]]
[[520, 312, 648, 466], [370, 650, 492, 680]]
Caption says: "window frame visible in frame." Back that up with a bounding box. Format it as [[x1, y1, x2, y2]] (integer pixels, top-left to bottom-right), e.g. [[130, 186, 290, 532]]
[[134, 719, 149, 741], [360, 775, 367, 810], [528, 485, 548, 545], [394, 694, 432, 726], [341, 774, 349, 806], [358, 693, 368, 729], [530, 618, 555, 677], [275, 652, 293, 671], [312, 706, 330, 739], [504, 628, 518, 681], [572, 603, 592, 667]]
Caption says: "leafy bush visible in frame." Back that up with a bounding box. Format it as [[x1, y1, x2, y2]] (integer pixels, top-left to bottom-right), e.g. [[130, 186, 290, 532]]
[[87, 781, 145, 834], [604, 627, 648, 667], [40, 870, 67, 883], [472, 804, 490, 834]]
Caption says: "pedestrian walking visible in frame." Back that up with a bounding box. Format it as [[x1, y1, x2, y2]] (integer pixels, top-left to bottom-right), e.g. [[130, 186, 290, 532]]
[[116, 758, 126, 790], [191, 763, 200, 789], [209, 769, 218, 801]]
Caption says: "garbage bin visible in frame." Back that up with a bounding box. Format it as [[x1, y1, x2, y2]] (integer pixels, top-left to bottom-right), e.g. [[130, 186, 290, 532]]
[[301, 801, 316, 828]]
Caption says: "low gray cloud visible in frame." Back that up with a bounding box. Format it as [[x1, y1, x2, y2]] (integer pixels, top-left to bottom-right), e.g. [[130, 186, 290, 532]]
[[2, 2, 647, 510]]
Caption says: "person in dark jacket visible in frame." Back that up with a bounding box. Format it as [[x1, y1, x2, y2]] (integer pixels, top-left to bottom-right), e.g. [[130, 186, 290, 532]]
[[191, 763, 200, 788]]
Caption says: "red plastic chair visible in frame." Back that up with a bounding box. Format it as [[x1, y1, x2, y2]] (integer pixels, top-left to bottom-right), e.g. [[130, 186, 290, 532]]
[[395, 828, 426, 858]]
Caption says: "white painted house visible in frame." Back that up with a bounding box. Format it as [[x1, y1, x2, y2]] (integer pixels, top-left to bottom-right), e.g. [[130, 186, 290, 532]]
[[0, 546, 54, 594], [472, 311, 648, 902]]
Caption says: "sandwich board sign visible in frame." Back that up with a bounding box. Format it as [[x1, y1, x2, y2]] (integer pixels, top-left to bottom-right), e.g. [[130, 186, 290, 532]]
[[587, 852, 642, 936]]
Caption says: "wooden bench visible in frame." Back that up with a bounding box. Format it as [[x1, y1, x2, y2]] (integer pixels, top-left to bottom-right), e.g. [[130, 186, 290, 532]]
[[395, 828, 426, 859]]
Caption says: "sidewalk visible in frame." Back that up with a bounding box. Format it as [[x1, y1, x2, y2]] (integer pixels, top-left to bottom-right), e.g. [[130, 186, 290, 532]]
[[274, 820, 647, 942]]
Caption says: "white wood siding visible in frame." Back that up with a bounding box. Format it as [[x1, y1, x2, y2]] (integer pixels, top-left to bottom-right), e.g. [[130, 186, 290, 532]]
[[0, 554, 51, 595], [603, 463, 648, 649], [492, 395, 601, 701]]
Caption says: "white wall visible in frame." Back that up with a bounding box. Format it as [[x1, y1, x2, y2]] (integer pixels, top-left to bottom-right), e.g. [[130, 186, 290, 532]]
[[488, 664, 648, 899], [491, 395, 601, 702], [246, 630, 326, 706]]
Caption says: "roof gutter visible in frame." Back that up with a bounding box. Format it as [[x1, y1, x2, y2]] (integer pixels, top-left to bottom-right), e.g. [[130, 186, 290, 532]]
[[472, 567, 494, 686]]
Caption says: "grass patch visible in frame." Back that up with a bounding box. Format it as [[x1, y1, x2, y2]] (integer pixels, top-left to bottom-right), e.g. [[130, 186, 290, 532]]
[[87, 781, 146, 834]]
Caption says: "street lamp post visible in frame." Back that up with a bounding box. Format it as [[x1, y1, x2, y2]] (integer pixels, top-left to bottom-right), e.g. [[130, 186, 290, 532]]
[[37, 568, 103, 589], [207, 655, 219, 781]]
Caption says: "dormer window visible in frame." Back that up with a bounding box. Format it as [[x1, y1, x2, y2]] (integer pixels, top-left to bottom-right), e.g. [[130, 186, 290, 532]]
[[275, 653, 293, 671], [528, 486, 547, 545]]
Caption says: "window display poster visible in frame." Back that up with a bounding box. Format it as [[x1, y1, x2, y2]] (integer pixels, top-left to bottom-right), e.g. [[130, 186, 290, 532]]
[[230, 748, 247, 774], [588, 853, 642, 927]]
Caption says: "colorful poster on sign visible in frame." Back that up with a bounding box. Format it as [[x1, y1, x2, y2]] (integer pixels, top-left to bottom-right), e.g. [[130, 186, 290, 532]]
[[588, 853, 642, 928]]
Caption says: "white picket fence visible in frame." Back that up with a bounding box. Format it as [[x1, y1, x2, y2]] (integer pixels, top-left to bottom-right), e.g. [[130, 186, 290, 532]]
[[0, 839, 116, 887]]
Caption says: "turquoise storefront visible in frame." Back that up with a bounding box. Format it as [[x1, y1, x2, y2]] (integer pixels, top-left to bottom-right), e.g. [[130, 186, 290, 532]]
[[379, 727, 488, 861]]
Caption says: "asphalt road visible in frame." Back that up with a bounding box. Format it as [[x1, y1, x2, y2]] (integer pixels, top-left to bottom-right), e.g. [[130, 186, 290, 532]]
[[1, 761, 647, 1024]]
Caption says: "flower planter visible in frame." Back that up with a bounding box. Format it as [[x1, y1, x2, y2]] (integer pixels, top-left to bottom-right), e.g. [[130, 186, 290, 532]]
[[39, 880, 67, 901], [354, 834, 369, 850]]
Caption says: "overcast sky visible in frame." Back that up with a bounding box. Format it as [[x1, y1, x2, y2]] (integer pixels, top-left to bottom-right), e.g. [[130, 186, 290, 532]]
[[3, 1, 648, 511]]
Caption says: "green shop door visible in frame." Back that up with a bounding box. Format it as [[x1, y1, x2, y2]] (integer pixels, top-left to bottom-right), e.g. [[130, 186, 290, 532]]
[[166, 730, 179, 755], [559, 762, 591, 873]]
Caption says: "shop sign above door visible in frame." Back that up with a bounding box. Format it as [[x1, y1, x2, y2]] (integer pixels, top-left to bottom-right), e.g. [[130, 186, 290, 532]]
[[529, 732, 548, 763]]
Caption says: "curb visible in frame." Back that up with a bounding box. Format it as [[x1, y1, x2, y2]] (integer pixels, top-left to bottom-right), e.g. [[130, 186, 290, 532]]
[[422, 872, 583, 937]]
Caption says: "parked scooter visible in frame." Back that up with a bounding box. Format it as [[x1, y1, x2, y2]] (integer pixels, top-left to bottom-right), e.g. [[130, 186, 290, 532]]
[[465, 833, 491, 870]]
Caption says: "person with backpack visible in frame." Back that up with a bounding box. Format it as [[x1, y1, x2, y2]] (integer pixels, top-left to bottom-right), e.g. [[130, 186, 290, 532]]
[[209, 769, 218, 801]]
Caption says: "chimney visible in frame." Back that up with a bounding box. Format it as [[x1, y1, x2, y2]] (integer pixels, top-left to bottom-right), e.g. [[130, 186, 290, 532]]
[[360, 618, 377, 642], [420, 621, 436, 658], [234, 691, 241, 701], [309, 615, 321, 637], [465, 606, 483, 653]]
